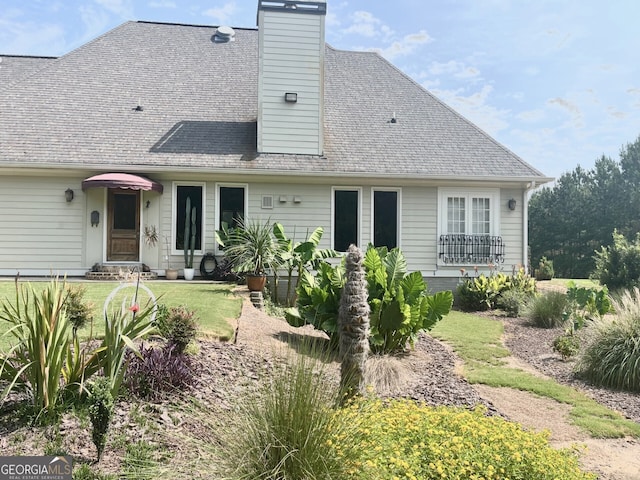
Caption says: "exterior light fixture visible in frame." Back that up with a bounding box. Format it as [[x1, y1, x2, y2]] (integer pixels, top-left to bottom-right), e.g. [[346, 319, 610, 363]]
[[146, 200, 151, 209], [508, 198, 517, 211], [284, 92, 298, 103], [65, 188, 74, 202]]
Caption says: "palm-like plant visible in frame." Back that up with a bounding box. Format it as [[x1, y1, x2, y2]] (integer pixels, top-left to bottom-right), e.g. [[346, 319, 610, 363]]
[[216, 218, 279, 276], [338, 244, 370, 400]]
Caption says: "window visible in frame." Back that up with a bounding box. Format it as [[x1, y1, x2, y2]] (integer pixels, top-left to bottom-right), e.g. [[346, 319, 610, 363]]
[[332, 188, 360, 251], [174, 184, 203, 252], [438, 188, 502, 264], [372, 189, 400, 249], [217, 184, 246, 230]]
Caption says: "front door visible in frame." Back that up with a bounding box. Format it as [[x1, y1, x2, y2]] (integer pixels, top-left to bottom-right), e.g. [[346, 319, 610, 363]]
[[107, 190, 140, 261]]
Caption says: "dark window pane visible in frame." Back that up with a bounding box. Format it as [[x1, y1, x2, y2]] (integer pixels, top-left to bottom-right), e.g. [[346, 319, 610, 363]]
[[113, 194, 136, 230], [176, 185, 202, 250], [374, 191, 397, 249], [334, 190, 358, 251], [220, 187, 245, 229]]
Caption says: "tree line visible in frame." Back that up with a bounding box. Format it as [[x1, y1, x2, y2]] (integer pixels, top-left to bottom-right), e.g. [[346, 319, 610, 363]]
[[529, 134, 640, 278]]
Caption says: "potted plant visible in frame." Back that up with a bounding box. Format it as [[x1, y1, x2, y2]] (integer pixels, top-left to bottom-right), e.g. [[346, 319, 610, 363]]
[[164, 235, 178, 280], [215, 218, 279, 291], [183, 197, 197, 280]]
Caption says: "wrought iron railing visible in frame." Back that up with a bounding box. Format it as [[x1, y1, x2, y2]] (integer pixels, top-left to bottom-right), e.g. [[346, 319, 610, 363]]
[[438, 234, 505, 264]]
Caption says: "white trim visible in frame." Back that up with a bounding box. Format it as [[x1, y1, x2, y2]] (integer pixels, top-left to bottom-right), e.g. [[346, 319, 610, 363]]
[[331, 186, 362, 251], [215, 182, 249, 252], [171, 181, 206, 256], [370, 187, 402, 249], [437, 187, 500, 266]]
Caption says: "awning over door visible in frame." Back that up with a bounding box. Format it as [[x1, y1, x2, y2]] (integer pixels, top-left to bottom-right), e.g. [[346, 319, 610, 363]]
[[81, 173, 163, 193]]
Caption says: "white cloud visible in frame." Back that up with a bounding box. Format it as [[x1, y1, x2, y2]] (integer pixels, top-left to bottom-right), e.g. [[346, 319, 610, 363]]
[[516, 109, 545, 122], [343, 10, 393, 39], [547, 97, 584, 128], [94, 0, 134, 18], [373, 30, 432, 60], [203, 2, 237, 25], [431, 84, 510, 135], [148, 1, 176, 7]]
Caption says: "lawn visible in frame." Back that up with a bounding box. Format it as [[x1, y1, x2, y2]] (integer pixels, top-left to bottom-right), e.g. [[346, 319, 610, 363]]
[[0, 279, 240, 351]]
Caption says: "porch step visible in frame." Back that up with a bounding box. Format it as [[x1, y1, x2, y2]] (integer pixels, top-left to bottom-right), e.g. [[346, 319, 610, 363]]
[[85, 264, 158, 281]]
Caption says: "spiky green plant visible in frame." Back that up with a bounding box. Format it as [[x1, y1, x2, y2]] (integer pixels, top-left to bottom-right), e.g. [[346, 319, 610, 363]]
[[0, 278, 72, 418], [339, 244, 370, 399], [578, 287, 640, 392]]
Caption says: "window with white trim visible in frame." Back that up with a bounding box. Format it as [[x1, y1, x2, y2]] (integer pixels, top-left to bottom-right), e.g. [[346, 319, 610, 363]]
[[372, 188, 400, 250], [438, 188, 503, 264], [217, 185, 246, 230], [173, 184, 204, 253], [332, 187, 360, 251]]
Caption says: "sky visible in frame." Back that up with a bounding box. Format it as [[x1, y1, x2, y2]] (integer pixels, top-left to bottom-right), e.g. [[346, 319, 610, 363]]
[[1, 0, 639, 180]]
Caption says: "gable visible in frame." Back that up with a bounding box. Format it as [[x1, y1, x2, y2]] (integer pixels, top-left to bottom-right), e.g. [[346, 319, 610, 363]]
[[0, 21, 550, 184]]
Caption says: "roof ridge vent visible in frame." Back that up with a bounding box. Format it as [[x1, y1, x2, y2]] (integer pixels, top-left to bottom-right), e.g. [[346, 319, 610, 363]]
[[214, 26, 236, 43]]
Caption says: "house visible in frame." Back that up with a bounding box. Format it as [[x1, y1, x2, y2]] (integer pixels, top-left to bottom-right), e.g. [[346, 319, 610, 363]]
[[0, 0, 551, 291]]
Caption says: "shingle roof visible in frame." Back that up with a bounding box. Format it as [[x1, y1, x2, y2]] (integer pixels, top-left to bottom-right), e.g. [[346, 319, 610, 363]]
[[0, 55, 57, 88], [0, 21, 550, 182]]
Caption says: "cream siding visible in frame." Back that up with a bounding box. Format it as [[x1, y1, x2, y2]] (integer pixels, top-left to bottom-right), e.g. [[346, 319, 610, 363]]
[[0, 176, 86, 275], [257, 8, 325, 155]]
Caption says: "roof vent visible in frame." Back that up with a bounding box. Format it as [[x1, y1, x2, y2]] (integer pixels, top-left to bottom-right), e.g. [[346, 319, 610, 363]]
[[214, 26, 236, 43]]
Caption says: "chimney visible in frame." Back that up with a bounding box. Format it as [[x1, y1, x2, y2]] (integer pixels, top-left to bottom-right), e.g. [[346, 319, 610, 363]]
[[257, 0, 326, 156]]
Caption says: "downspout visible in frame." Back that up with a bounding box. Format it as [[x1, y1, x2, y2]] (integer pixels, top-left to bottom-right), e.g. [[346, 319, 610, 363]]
[[523, 181, 537, 273]]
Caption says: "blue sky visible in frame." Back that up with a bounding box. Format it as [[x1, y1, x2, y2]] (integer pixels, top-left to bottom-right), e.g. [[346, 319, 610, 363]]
[[2, 0, 639, 180]]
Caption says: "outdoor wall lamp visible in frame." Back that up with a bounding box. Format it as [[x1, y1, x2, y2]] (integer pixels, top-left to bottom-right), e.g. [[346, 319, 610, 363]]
[[508, 198, 517, 211], [65, 188, 74, 202], [284, 92, 298, 103], [146, 200, 151, 209]]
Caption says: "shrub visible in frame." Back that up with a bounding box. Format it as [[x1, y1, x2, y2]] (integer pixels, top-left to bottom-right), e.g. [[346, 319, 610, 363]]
[[65, 285, 94, 335], [577, 287, 640, 392], [88, 376, 114, 462], [526, 291, 568, 328], [215, 348, 357, 480], [497, 289, 528, 317], [155, 305, 198, 353], [553, 333, 580, 360], [337, 398, 595, 480], [593, 229, 640, 290], [456, 267, 535, 312], [285, 246, 453, 354], [124, 344, 196, 401], [564, 282, 612, 333], [535, 256, 555, 280]]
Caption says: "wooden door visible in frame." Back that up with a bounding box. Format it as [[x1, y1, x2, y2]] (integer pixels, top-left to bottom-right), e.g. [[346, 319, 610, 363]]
[[107, 190, 140, 261]]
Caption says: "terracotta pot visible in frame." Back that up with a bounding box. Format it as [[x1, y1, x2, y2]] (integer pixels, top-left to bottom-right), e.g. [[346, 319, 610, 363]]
[[246, 274, 267, 292], [165, 268, 179, 280]]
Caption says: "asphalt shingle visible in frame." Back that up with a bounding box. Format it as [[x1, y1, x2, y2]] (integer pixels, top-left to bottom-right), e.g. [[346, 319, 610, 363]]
[[0, 21, 549, 181]]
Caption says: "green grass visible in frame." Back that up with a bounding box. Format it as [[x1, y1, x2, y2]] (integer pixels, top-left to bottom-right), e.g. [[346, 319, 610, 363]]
[[431, 311, 640, 438], [545, 278, 601, 289], [0, 280, 240, 351]]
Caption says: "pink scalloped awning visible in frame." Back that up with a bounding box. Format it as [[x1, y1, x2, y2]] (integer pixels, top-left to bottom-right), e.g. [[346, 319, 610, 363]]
[[81, 173, 163, 193]]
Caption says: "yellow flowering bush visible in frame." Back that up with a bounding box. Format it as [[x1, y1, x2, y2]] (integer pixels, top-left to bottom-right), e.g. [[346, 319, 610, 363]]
[[334, 398, 595, 480]]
